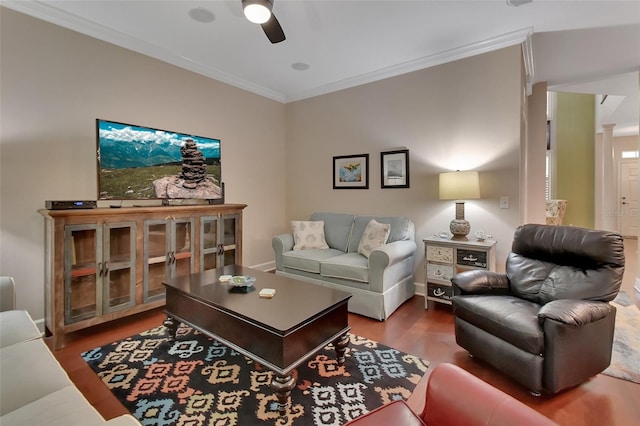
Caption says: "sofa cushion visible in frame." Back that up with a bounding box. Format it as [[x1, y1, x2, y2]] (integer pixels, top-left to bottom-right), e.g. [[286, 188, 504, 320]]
[[321, 253, 369, 283], [0, 310, 41, 348], [282, 248, 345, 274], [0, 386, 109, 426], [452, 295, 544, 355], [291, 220, 329, 250], [348, 216, 412, 253], [0, 338, 73, 415], [310, 212, 355, 251], [358, 219, 391, 258]]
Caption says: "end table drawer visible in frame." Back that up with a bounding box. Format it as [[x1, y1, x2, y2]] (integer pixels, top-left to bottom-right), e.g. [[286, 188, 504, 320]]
[[426, 246, 454, 263], [426, 263, 454, 282], [427, 283, 453, 301], [457, 250, 488, 268]]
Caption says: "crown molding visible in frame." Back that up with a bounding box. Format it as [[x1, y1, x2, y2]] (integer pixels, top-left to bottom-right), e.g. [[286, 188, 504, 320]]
[[285, 27, 534, 102], [521, 31, 535, 96], [2, 0, 287, 103], [4, 1, 532, 104]]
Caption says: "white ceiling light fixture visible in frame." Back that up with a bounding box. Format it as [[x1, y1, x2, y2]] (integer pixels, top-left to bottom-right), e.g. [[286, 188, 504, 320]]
[[241, 0, 286, 44], [243, 0, 272, 24]]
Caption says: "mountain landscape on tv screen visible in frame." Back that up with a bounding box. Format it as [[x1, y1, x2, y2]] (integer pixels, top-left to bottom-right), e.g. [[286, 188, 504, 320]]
[[97, 120, 221, 200], [98, 121, 220, 169]]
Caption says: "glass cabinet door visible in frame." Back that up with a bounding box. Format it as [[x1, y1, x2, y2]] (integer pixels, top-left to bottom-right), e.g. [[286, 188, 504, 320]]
[[103, 222, 136, 313], [144, 220, 169, 303], [171, 218, 194, 278], [200, 215, 220, 270], [143, 218, 195, 303], [221, 214, 239, 266], [65, 224, 101, 324], [200, 214, 239, 271]]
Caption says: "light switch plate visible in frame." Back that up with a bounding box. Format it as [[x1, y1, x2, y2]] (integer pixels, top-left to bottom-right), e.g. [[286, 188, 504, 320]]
[[500, 196, 509, 209]]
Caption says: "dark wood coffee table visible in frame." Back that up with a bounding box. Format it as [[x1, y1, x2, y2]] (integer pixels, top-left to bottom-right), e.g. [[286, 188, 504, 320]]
[[162, 264, 352, 415]]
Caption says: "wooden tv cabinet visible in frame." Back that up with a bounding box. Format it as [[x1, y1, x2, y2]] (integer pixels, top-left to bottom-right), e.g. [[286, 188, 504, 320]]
[[39, 204, 246, 349]]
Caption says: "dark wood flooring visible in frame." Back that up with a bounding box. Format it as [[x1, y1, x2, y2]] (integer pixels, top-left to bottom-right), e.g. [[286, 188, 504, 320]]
[[48, 296, 640, 426]]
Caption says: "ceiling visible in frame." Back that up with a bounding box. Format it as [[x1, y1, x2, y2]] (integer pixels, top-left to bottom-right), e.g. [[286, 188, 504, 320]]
[[4, 1, 639, 134]]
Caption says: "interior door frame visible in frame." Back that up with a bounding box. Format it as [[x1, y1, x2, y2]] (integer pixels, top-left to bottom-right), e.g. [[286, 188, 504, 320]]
[[617, 158, 639, 237]]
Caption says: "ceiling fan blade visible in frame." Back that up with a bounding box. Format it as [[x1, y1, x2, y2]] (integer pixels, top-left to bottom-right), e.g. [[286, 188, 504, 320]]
[[261, 13, 285, 43]]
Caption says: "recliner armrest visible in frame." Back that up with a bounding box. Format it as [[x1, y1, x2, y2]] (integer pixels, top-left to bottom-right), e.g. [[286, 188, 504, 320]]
[[538, 299, 614, 326], [451, 270, 510, 295], [272, 234, 294, 271]]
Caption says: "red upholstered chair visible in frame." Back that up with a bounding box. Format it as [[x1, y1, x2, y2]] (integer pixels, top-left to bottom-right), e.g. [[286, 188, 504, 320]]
[[345, 363, 557, 426]]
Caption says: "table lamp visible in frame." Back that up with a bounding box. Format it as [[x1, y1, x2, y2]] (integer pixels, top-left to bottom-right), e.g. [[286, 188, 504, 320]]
[[439, 171, 480, 240]]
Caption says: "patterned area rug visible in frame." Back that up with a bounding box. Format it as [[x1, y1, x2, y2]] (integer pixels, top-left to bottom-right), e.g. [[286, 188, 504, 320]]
[[602, 291, 640, 384], [82, 324, 429, 425]]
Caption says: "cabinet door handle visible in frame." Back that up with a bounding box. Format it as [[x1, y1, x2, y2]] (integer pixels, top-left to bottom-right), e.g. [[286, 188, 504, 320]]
[[103, 261, 109, 276], [97, 262, 103, 277]]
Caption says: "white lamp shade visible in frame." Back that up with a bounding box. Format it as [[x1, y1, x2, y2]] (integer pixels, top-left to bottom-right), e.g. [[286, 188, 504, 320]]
[[243, 0, 272, 24], [439, 171, 480, 200]]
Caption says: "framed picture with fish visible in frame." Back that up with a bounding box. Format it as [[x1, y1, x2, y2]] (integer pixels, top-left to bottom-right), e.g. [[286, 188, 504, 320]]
[[333, 153, 369, 189]]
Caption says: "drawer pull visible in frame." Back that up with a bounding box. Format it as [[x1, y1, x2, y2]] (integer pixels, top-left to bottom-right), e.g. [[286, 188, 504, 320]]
[[433, 288, 446, 297], [463, 255, 478, 262]]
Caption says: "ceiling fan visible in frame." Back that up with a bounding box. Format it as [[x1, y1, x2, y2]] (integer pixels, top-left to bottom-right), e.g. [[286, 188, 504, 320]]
[[242, 0, 286, 44]]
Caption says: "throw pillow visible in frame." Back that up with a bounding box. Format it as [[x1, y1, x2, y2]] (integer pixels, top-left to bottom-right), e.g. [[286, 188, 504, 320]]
[[358, 219, 391, 258], [291, 220, 329, 250]]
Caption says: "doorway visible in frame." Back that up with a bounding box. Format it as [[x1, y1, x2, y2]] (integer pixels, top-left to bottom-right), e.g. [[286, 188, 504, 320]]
[[618, 160, 638, 237]]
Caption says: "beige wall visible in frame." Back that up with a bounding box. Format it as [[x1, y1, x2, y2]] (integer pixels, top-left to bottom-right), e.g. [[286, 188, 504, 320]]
[[0, 8, 287, 319], [285, 47, 523, 284], [554, 92, 596, 228], [1, 7, 527, 322]]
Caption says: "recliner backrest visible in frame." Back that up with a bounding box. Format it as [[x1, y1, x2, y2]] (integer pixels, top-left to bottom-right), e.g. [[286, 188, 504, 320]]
[[506, 224, 625, 304]]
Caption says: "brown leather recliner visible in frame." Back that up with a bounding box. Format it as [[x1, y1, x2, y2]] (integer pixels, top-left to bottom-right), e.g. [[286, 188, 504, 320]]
[[451, 224, 625, 395]]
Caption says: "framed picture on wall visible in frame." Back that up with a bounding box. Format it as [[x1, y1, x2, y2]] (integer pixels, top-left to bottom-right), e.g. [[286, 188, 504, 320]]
[[333, 154, 369, 189], [381, 149, 409, 188]]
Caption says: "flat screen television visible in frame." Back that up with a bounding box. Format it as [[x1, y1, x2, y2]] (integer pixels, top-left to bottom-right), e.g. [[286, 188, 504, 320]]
[[96, 119, 222, 201]]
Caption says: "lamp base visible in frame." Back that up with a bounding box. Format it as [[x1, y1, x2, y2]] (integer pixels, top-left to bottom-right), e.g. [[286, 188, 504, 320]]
[[449, 219, 470, 240]]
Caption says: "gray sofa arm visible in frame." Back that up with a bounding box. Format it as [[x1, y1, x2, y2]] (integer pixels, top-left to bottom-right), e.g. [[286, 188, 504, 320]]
[[272, 234, 294, 271], [369, 240, 417, 292], [1, 276, 16, 312]]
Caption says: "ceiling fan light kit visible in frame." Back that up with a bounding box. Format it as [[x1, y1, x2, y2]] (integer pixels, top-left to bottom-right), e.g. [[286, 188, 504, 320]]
[[242, 0, 286, 44], [243, 0, 272, 24]]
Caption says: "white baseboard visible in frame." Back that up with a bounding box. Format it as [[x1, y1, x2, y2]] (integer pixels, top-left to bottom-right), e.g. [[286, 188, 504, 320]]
[[414, 281, 425, 297], [33, 317, 46, 335]]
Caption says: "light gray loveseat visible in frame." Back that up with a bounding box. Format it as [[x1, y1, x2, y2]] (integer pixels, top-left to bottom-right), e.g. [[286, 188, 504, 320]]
[[0, 276, 140, 426], [272, 212, 417, 320]]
